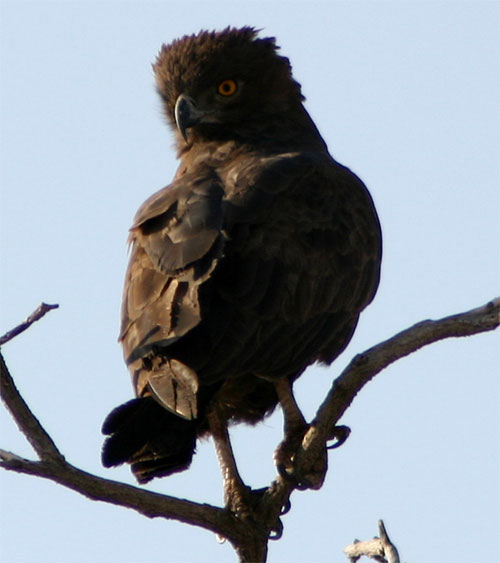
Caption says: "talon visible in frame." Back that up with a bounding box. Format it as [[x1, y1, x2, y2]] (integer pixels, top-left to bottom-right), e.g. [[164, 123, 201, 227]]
[[277, 458, 316, 490], [276, 461, 296, 482], [280, 498, 291, 515], [269, 518, 284, 540], [326, 425, 350, 449]]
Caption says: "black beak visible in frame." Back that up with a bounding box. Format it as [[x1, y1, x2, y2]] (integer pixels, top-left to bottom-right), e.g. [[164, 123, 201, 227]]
[[174, 94, 205, 141]]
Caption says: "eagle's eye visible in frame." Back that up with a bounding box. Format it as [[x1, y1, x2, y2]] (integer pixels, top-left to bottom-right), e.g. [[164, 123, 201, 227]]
[[217, 79, 238, 97]]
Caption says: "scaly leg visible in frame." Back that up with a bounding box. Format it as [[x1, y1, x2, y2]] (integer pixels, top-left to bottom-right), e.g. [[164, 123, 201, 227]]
[[273, 377, 309, 482], [207, 406, 251, 515], [274, 377, 307, 435], [207, 405, 286, 537]]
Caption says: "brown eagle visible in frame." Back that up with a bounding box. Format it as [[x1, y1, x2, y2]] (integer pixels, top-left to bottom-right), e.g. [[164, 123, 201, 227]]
[[102, 27, 382, 493]]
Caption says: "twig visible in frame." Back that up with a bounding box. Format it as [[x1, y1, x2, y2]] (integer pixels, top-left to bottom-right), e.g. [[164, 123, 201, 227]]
[[0, 302, 59, 345], [344, 519, 400, 563]]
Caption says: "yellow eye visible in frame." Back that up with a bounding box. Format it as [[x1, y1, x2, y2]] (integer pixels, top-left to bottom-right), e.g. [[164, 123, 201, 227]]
[[217, 79, 238, 97]]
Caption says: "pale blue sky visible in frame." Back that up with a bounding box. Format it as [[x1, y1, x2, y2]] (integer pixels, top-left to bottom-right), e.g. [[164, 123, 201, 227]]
[[1, 2, 499, 562]]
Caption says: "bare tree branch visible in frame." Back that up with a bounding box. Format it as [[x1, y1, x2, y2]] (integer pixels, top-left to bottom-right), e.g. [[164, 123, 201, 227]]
[[344, 519, 400, 563], [0, 444, 248, 544], [0, 302, 59, 345], [1, 297, 498, 562], [0, 347, 64, 463], [296, 298, 500, 473], [0, 335, 252, 551]]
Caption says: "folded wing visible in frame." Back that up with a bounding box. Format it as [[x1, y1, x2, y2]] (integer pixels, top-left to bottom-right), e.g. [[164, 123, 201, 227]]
[[119, 172, 225, 418]]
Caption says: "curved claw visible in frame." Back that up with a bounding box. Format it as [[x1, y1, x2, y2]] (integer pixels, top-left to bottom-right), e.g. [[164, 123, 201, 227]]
[[276, 462, 297, 482], [268, 518, 284, 540], [277, 460, 316, 490], [326, 425, 351, 449], [280, 497, 292, 515]]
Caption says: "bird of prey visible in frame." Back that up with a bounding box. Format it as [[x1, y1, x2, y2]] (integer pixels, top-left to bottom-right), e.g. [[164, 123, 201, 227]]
[[102, 27, 382, 507]]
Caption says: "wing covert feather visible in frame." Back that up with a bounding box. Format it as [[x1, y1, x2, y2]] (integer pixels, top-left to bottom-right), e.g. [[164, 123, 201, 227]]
[[120, 173, 225, 365]]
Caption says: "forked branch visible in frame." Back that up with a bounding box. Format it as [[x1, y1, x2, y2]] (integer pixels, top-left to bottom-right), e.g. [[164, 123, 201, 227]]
[[1, 298, 498, 562], [0, 349, 248, 546]]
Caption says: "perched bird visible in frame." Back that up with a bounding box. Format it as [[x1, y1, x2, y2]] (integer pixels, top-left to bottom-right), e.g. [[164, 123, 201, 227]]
[[102, 27, 382, 500]]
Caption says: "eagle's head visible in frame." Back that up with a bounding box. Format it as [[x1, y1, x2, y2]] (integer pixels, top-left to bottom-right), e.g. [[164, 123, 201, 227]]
[[153, 27, 305, 147]]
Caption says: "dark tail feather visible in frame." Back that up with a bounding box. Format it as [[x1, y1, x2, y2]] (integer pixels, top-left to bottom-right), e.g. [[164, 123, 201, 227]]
[[101, 397, 197, 484]]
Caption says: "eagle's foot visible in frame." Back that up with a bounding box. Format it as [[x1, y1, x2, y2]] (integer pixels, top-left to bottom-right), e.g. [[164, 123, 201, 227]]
[[275, 424, 351, 490], [225, 485, 284, 539], [250, 487, 291, 516], [294, 442, 328, 490], [274, 421, 308, 483], [275, 426, 328, 490], [208, 408, 285, 538], [273, 377, 314, 486], [225, 480, 256, 518]]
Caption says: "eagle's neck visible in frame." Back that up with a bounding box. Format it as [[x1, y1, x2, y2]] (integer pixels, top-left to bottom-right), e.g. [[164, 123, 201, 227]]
[[174, 103, 328, 165]]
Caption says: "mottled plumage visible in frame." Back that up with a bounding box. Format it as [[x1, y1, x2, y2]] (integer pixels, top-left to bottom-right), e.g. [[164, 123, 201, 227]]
[[102, 27, 382, 484]]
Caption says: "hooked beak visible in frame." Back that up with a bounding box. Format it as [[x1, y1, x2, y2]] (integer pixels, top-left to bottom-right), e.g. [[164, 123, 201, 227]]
[[174, 94, 207, 142]]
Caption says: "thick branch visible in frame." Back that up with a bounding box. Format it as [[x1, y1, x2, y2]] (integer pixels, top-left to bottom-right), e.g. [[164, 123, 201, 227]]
[[0, 447, 248, 543], [0, 354, 251, 547], [297, 298, 500, 467]]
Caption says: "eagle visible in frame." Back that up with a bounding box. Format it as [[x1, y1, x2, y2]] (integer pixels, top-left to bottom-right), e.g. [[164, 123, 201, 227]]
[[101, 27, 382, 500]]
